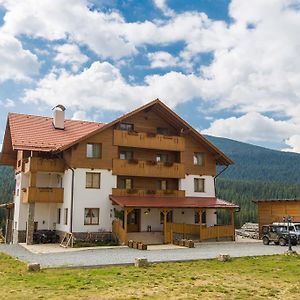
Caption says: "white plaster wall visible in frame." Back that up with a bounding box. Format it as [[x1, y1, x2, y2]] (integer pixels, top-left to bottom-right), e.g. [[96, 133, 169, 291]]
[[14, 173, 28, 231], [34, 203, 57, 230], [180, 175, 215, 197], [140, 208, 163, 232], [71, 169, 116, 232], [55, 169, 73, 233], [173, 209, 195, 224], [36, 172, 63, 188]]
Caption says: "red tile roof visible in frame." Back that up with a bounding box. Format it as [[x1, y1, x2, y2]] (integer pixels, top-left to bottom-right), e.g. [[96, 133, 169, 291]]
[[110, 195, 239, 209], [8, 113, 105, 152]]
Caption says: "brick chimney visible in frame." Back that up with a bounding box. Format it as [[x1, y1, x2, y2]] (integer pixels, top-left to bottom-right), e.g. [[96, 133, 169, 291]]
[[52, 104, 66, 130]]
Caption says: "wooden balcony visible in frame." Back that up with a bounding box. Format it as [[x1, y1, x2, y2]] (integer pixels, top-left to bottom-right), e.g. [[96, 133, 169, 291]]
[[24, 157, 65, 173], [112, 159, 185, 178], [22, 187, 64, 204], [112, 188, 185, 197], [114, 130, 185, 151]]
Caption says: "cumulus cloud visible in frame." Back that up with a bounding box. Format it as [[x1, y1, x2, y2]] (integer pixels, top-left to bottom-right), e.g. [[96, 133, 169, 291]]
[[54, 43, 89, 72], [22, 61, 203, 111], [282, 135, 300, 153], [0, 98, 15, 108], [0, 31, 39, 83], [153, 0, 175, 17], [148, 51, 179, 68]]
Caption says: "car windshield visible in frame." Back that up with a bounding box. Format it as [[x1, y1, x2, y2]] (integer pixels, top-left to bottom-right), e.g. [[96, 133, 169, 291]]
[[276, 226, 287, 232], [294, 225, 300, 231]]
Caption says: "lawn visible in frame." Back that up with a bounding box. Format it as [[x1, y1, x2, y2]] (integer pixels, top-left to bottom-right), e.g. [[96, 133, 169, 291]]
[[1, 253, 300, 299]]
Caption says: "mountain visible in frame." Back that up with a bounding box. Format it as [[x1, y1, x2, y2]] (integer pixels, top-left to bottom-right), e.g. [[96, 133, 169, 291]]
[[205, 135, 300, 184]]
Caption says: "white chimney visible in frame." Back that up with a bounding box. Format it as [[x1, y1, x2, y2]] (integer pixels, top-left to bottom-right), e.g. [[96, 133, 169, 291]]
[[52, 104, 66, 130]]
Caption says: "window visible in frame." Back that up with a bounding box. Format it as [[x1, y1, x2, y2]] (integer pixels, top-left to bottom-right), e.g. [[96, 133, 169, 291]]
[[86, 143, 101, 158], [119, 151, 133, 160], [157, 180, 167, 190], [64, 208, 68, 225], [160, 211, 173, 224], [57, 208, 61, 224], [84, 208, 99, 225], [195, 210, 206, 224], [193, 152, 204, 165], [156, 153, 168, 163], [86, 172, 101, 189], [194, 178, 205, 192], [120, 178, 132, 189], [157, 127, 169, 135], [119, 123, 134, 131]]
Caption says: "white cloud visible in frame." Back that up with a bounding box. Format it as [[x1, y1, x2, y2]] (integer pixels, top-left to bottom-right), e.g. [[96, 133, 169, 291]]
[[282, 135, 300, 153], [54, 43, 89, 72], [71, 110, 90, 121], [0, 98, 15, 108], [22, 61, 202, 112], [0, 31, 39, 83], [148, 51, 179, 68], [202, 112, 300, 148], [153, 0, 175, 17]]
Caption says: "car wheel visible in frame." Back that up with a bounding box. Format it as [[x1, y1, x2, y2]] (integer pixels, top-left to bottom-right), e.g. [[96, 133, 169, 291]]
[[263, 237, 270, 245], [274, 241, 279, 245], [279, 237, 286, 246]]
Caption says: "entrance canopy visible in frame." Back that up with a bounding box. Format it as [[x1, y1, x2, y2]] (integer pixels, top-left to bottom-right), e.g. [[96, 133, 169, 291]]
[[110, 195, 239, 209]]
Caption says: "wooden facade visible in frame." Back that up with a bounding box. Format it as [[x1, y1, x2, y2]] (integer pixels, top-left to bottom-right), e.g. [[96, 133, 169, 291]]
[[256, 200, 300, 234]]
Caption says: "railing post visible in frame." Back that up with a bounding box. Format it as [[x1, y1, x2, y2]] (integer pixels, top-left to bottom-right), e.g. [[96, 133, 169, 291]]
[[124, 208, 128, 243]]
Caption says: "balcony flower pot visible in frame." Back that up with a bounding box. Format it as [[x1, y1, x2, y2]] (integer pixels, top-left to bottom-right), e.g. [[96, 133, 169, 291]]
[[128, 159, 139, 164], [146, 160, 157, 165], [146, 132, 156, 138]]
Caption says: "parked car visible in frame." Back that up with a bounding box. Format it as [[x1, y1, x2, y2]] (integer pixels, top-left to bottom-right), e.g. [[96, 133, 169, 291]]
[[272, 222, 300, 239], [262, 224, 298, 246]]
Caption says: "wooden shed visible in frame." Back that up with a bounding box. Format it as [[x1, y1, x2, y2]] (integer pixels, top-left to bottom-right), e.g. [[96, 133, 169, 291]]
[[254, 199, 300, 236]]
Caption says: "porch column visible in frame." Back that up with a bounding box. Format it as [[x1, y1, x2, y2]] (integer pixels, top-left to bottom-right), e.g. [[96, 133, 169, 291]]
[[162, 209, 168, 244], [199, 208, 202, 242], [230, 208, 235, 241], [124, 208, 129, 243], [26, 203, 35, 245]]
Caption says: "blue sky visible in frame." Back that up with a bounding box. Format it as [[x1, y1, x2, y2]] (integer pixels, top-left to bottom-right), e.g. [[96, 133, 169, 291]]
[[0, 0, 300, 152]]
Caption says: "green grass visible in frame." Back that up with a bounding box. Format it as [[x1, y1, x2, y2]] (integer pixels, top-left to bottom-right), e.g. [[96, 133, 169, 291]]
[[1, 252, 300, 299]]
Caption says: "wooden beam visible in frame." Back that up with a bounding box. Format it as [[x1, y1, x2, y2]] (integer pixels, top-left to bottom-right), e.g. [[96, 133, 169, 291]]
[[230, 208, 235, 241], [199, 208, 202, 242]]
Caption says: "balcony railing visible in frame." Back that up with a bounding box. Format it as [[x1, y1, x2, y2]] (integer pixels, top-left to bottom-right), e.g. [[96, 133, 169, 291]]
[[112, 159, 185, 178], [112, 188, 185, 197], [24, 157, 65, 173], [22, 187, 64, 203], [113, 130, 185, 151]]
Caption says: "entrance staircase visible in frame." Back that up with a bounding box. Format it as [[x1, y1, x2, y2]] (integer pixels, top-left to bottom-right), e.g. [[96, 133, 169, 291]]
[[127, 231, 164, 245]]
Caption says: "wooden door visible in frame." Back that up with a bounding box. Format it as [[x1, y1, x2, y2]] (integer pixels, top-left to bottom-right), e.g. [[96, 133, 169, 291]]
[[127, 209, 140, 232]]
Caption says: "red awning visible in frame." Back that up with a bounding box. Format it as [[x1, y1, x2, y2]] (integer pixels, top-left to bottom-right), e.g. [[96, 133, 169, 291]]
[[110, 195, 239, 209]]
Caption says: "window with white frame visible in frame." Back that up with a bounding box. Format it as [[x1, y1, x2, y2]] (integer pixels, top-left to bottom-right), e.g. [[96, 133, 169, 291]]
[[193, 152, 204, 165], [86, 172, 101, 189], [194, 178, 205, 192], [86, 143, 101, 158], [84, 208, 100, 225]]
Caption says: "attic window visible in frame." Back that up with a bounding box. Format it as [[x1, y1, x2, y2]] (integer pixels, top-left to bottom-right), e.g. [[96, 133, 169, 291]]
[[86, 143, 101, 158], [119, 123, 134, 131], [193, 152, 204, 166]]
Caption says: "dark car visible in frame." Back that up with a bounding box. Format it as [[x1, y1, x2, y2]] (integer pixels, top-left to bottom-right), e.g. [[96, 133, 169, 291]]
[[262, 224, 298, 246]]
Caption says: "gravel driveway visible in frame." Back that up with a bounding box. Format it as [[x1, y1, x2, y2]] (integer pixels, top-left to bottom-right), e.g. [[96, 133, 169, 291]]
[[0, 241, 297, 268]]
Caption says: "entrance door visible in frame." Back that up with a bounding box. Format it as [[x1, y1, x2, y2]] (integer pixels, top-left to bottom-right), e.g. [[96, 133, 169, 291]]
[[127, 209, 140, 232]]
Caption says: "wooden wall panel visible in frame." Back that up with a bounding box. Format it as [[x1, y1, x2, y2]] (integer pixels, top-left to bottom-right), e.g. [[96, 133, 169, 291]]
[[182, 135, 216, 176], [69, 127, 117, 169], [123, 110, 178, 135]]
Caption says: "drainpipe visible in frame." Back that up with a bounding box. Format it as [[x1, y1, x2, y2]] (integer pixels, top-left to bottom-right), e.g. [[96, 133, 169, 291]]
[[213, 165, 229, 197]]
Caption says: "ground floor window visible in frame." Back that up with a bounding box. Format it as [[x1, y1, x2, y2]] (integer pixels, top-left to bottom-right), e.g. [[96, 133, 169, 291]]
[[64, 208, 68, 225], [194, 210, 206, 224], [57, 208, 61, 224], [84, 208, 100, 225], [160, 211, 173, 224]]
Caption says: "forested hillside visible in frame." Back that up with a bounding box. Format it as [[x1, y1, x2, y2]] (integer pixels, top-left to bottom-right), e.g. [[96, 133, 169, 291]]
[[206, 135, 300, 184], [0, 166, 14, 228]]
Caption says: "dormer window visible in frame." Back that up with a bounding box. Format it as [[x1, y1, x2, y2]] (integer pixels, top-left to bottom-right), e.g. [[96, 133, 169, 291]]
[[119, 123, 134, 131], [86, 143, 101, 158]]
